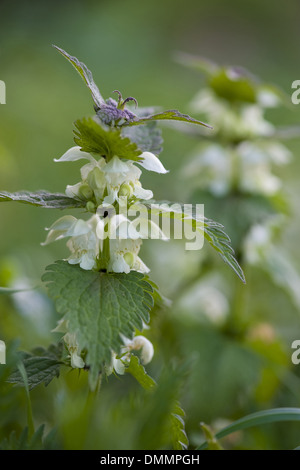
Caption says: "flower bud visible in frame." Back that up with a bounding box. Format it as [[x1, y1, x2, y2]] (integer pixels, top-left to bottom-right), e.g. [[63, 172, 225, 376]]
[[119, 183, 134, 198], [86, 201, 96, 213], [79, 184, 94, 200]]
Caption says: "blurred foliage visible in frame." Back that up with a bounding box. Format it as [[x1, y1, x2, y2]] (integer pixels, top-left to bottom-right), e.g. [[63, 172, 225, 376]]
[[1, 0, 300, 450]]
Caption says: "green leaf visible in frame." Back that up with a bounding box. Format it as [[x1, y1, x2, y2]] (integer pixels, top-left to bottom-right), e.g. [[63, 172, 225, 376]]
[[125, 357, 188, 450], [53, 45, 104, 108], [197, 408, 300, 450], [17, 362, 34, 437], [199, 423, 223, 450], [122, 120, 163, 155], [135, 200, 245, 283], [0, 424, 58, 450], [125, 355, 156, 391], [7, 343, 64, 390], [0, 190, 84, 209], [74, 117, 143, 161], [190, 190, 279, 252], [42, 261, 154, 390], [122, 109, 211, 128], [209, 68, 257, 103], [170, 402, 189, 450]]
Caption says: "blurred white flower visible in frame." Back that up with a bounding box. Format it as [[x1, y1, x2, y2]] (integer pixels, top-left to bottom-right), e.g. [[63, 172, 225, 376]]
[[176, 278, 229, 326], [63, 332, 84, 369], [106, 335, 154, 376]]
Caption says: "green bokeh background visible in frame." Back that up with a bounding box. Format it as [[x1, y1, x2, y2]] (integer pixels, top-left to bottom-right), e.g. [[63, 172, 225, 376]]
[[1, 0, 300, 450]]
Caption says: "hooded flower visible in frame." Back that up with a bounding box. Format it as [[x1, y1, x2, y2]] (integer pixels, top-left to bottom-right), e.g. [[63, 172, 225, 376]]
[[42, 214, 102, 270], [55, 147, 168, 206], [106, 335, 154, 376], [63, 332, 85, 369]]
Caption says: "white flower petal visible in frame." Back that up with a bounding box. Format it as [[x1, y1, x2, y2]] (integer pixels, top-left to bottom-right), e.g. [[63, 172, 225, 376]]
[[133, 185, 153, 200], [70, 219, 91, 237], [71, 352, 85, 369], [113, 356, 126, 375], [137, 152, 168, 173], [133, 256, 150, 273], [80, 162, 97, 180], [54, 146, 96, 163], [79, 254, 96, 270], [42, 229, 68, 245], [65, 183, 82, 198], [131, 336, 154, 365], [109, 254, 131, 273], [103, 155, 131, 174], [46, 216, 77, 232]]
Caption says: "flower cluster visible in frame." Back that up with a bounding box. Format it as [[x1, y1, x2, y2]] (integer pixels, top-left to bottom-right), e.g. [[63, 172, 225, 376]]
[[43, 146, 168, 272], [46, 144, 168, 372], [184, 66, 290, 199]]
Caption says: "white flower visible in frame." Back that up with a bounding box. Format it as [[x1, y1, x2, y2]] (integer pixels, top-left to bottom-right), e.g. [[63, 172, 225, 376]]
[[55, 147, 167, 206], [106, 335, 154, 376], [54, 146, 96, 163], [42, 214, 101, 270], [63, 332, 85, 369], [109, 238, 149, 274], [106, 212, 168, 274], [184, 144, 231, 196], [190, 89, 274, 140], [137, 151, 168, 173], [124, 335, 154, 365]]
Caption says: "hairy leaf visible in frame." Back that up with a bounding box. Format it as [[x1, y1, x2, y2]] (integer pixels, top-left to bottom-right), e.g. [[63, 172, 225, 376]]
[[122, 120, 163, 155], [0, 190, 84, 209], [74, 117, 143, 161], [122, 109, 211, 128], [170, 402, 189, 450], [42, 261, 154, 390], [53, 45, 104, 108], [125, 356, 188, 450], [7, 343, 64, 390], [134, 200, 245, 283]]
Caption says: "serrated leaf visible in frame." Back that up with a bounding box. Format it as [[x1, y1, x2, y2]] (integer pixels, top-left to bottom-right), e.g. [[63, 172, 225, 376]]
[[42, 261, 154, 390], [53, 45, 104, 108], [7, 343, 64, 390], [122, 109, 211, 128], [74, 117, 143, 161], [0, 424, 57, 450], [134, 200, 245, 283], [125, 357, 188, 450], [0, 190, 84, 209], [170, 402, 189, 450], [122, 120, 163, 155]]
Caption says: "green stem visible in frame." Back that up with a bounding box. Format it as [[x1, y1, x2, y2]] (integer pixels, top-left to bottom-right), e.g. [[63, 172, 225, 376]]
[[18, 362, 34, 437]]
